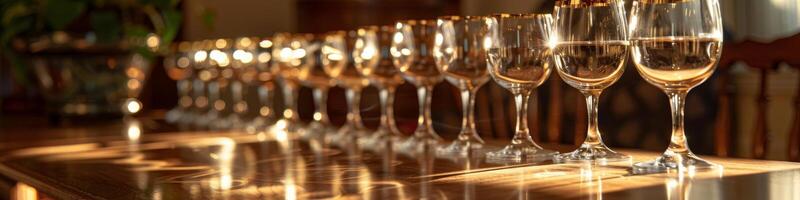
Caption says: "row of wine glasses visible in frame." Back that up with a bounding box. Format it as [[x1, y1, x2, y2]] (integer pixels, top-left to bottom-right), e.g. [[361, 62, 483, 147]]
[[163, 0, 723, 172]]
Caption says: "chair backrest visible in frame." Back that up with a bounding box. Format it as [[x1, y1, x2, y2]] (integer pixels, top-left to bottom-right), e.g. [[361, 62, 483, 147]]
[[715, 33, 800, 161]]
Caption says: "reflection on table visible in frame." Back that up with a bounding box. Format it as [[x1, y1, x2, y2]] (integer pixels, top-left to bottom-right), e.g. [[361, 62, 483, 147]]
[[0, 119, 799, 200]]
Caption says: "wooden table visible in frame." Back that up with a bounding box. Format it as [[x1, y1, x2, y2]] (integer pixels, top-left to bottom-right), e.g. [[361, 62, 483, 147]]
[[0, 117, 798, 199]]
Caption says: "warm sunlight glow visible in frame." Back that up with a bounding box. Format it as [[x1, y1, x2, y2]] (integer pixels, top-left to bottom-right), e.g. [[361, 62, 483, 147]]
[[259, 40, 273, 48], [194, 51, 208, 62], [124, 99, 142, 114]]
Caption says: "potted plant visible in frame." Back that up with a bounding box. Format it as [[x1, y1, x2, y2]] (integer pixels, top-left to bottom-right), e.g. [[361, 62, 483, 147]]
[[0, 0, 182, 122]]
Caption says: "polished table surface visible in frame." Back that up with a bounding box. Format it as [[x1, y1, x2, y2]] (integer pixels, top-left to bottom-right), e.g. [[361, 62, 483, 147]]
[[0, 117, 799, 200]]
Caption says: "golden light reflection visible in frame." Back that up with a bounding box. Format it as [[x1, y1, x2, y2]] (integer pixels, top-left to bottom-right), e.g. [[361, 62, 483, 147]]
[[209, 138, 236, 191], [666, 172, 693, 200], [127, 79, 141, 90], [239, 37, 252, 48], [177, 57, 191, 68], [126, 67, 143, 79], [146, 34, 160, 49], [209, 49, 230, 67], [257, 52, 271, 63], [358, 167, 373, 199], [124, 98, 142, 114], [7, 143, 100, 158], [260, 39, 273, 48], [359, 43, 376, 60], [13, 183, 37, 200], [215, 39, 228, 49], [194, 51, 208, 62], [214, 100, 226, 111], [548, 35, 559, 49], [483, 36, 494, 50], [240, 52, 254, 63], [126, 120, 142, 141], [392, 31, 404, 44]]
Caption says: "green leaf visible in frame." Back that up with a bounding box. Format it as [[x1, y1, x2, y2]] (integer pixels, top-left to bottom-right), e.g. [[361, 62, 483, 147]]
[[90, 11, 121, 43], [2, 3, 31, 26], [45, 0, 87, 30], [160, 9, 180, 45], [124, 24, 149, 39], [1, 49, 30, 87], [133, 46, 154, 60], [201, 8, 215, 30], [138, 0, 176, 9], [1, 17, 33, 46]]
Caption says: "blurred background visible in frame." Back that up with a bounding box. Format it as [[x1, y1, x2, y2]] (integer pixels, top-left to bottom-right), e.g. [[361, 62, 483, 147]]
[[1, 0, 799, 161]]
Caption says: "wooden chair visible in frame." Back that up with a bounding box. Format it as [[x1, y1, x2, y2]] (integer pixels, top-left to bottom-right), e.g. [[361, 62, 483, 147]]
[[715, 33, 800, 161]]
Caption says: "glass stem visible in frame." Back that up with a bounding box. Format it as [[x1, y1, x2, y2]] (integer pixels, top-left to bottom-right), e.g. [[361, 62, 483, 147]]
[[415, 86, 438, 139], [193, 79, 206, 109], [209, 82, 222, 112], [231, 81, 246, 114], [458, 89, 481, 143], [582, 90, 603, 145], [257, 85, 273, 119], [281, 82, 299, 122], [312, 88, 330, 125], [511, 90, 532, 145], [177, 80, 191, 108], [345, 88, 364, 129], [379, 87, 399, 135], [667, 90, 690, 154]]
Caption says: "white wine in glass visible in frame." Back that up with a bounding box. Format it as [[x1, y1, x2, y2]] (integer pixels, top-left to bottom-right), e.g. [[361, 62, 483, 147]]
[[485, 14, 559, 163], [354, 26, 406, 152], [393, 20, 444, 155], [434, 16, 493, 157], [299, 34, 337, 140], [552, 0, 632, 164], [270, 33, 311, 135], [629, 0, 724, 173], [323, 31, 371, 147]]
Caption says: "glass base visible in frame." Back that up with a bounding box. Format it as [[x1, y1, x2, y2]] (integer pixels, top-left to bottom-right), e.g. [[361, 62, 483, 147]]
[[210, 115, 234, 130], [225, 115, 245, 130], [486, 143, 557, 163], [177, 111, 196, 125], [328, 124, 368, 148], [436, 137, 485, 158], [244, 117, 273, 134], [365, 136, 402, 154], [165, 108, 183, 123], [361, 129, 403, 152], [270, 119, 305, 140], [633, 150, 720, 174], [303, 121, 335, 141], [396, 136, 439, 156], [194, 111, 218, 129], [553, 143, 631, 165]]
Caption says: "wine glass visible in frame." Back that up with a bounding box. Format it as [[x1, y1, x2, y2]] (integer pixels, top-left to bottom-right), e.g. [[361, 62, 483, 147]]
[[228, 37, 260, 133], [322, 31, 372, 146], [552, 0, 632, 164], [629, 0, 723, 173], [188, 40, 207, 128], [208, 38, 236, 130], [270, 33, 310, 135], [434, 16, 493, 156], [226, 37, 259, 130], [164, 41, 194, 126], [299, 33, 337, 140], [354, 26, 406, 152], [244, 37, 278, 132], [485, 14, 559, 162], [392, 20, 444, 154], [193, 40, 220, 129]]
